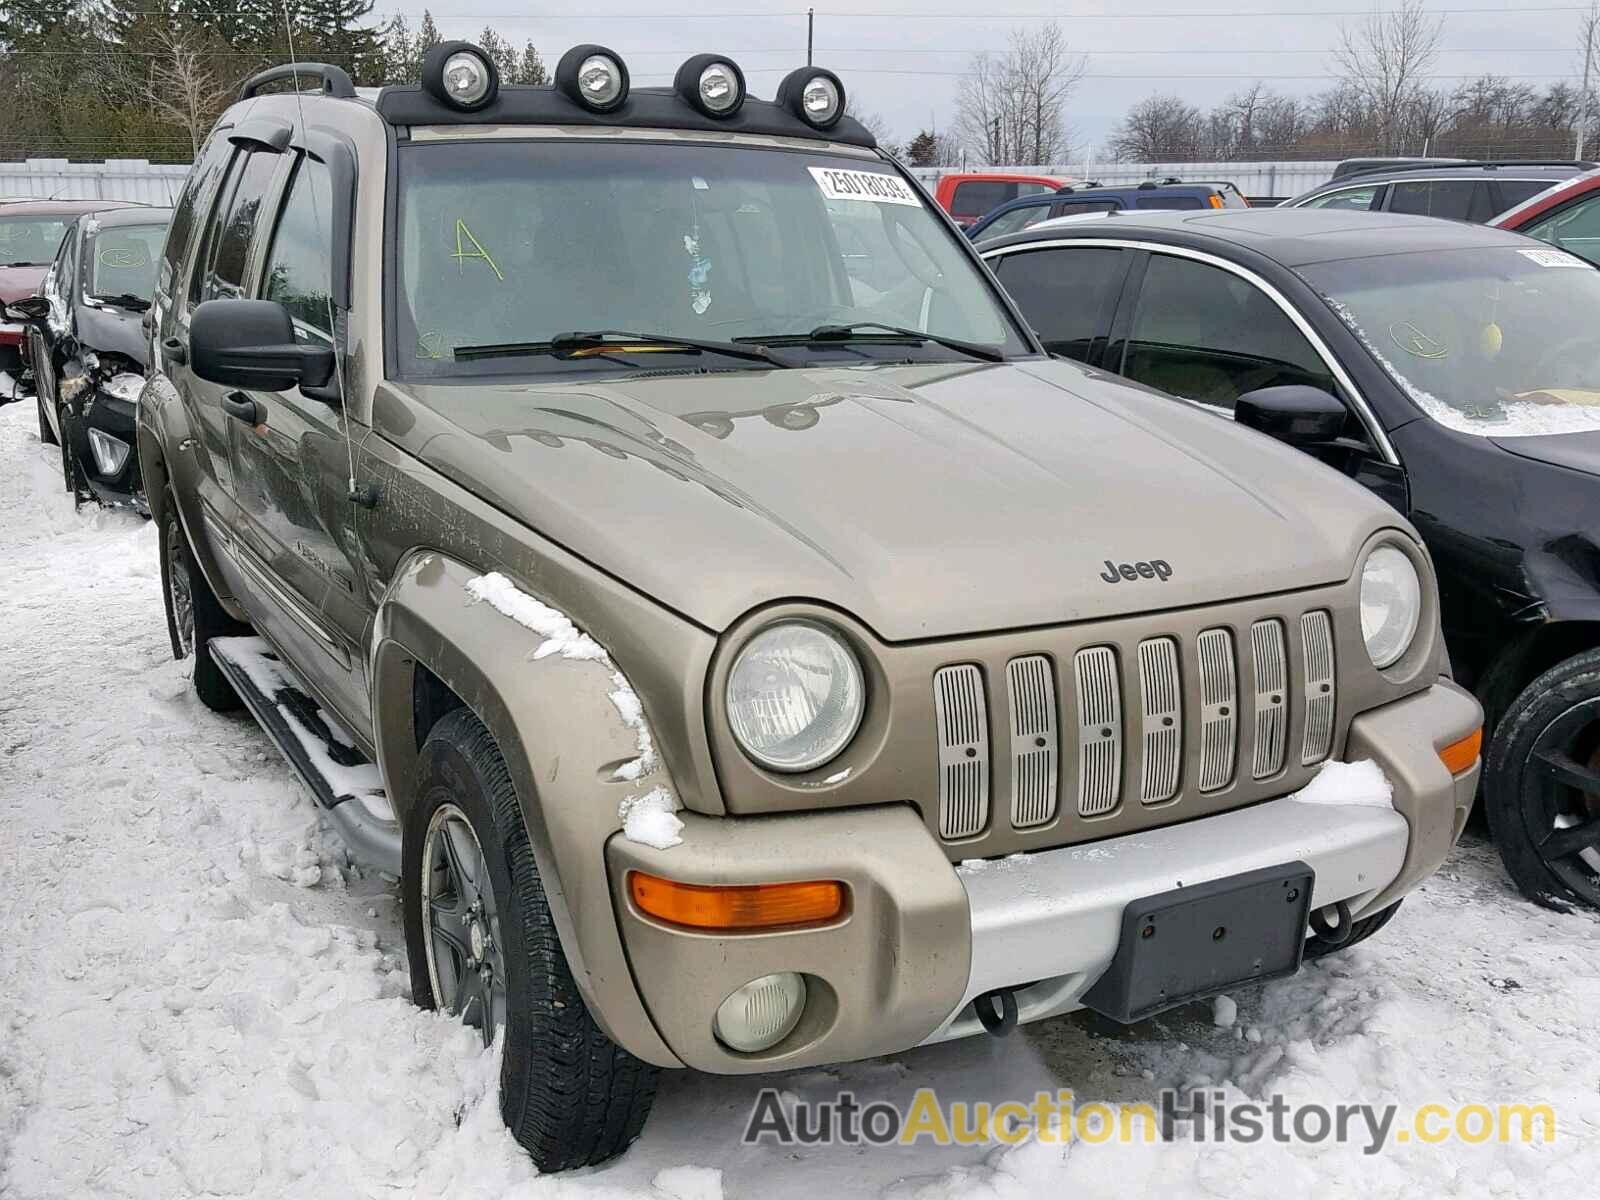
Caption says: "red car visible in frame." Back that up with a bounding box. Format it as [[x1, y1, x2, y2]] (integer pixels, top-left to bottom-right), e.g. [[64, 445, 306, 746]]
[[931, 172, 1068, 228], [1490, 168, 1600, 265], [0, 199, 144, 396]]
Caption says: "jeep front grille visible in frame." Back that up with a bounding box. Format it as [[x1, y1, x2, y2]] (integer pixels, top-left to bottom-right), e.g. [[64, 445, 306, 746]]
[[931, 604, 1340, 842], [1196, 627, 1238, 792], [1300, 610, 1335, 765], [1249, 620, 1289, 779], [1006, 655, 1058, 829], [933, 664, 989, 838], [1074, 647, 1122, 816], [1137, 638, 1182, 804]]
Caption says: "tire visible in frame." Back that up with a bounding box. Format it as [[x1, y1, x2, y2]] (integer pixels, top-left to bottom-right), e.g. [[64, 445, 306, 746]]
[[403, 709, 658, 1171], [1303, 899, 1402, 960], [157, 485, 246, 712], [1485, 650, 1600, 911], [37, 392, 56, 445]]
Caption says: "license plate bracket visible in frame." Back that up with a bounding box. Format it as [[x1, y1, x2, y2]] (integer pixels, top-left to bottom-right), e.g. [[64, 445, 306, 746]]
[[1082, 861, 1315, 1024]]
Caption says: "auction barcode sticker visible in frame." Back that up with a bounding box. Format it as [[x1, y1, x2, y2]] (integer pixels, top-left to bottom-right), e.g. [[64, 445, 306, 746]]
[[809, 166, 921, 207], [1518, 246, 1588, 268]]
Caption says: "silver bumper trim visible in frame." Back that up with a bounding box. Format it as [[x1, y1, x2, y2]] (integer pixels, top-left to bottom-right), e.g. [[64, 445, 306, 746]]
[[924, 793, 1408, 1044]]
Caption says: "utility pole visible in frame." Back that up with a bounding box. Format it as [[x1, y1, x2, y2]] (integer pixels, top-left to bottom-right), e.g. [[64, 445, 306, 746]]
[[807, 8, 814, 67], [1580, 16, 1595, 159]]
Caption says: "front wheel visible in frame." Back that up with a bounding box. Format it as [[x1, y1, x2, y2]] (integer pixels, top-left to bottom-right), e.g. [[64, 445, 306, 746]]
[[1485, 650, 1600, 910], [402, 708, 658, 1171]]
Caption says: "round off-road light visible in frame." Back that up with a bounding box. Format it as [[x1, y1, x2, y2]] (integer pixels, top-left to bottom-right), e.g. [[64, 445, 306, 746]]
[[714, 972, 807, 1052], [420, 42, 499, 111], [776, 66, 846, 129], [674, 54, 745, 116], [557, 44, 629, 112], [1360, 544, 1422, 668]]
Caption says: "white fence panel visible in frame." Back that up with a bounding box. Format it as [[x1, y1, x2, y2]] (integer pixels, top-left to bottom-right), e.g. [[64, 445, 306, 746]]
[[0, 159, 192, 206]]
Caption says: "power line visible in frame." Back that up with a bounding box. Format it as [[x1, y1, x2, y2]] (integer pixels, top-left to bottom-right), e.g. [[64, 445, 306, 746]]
[[5, 3, 1592, 16]]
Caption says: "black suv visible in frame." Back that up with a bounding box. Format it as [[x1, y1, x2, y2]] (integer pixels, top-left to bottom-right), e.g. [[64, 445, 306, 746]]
[[1284, 161, 1592, 223]]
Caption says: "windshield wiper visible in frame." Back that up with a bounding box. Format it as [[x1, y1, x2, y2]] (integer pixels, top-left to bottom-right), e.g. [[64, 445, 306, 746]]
[[738, 321, 1006, 363], [91, 292, 151, 312], [453, 329, 795, 368]]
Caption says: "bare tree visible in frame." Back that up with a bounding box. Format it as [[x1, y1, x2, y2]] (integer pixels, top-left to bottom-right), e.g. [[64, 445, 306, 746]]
[[1332, 0, 1444, 154], [955, 23, 1086, 164], [138, 21, 234, 157], [1108, 93, 1204, 162]]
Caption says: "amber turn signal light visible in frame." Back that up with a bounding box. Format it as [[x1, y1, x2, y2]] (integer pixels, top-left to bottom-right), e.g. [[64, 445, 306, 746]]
[[1438, 728, 1482, 775], [628, 872, 847, 932]]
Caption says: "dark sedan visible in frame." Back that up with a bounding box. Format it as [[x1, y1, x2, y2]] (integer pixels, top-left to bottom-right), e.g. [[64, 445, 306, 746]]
[[18, 206, 171, 509], [981, 208, 1600, 911]]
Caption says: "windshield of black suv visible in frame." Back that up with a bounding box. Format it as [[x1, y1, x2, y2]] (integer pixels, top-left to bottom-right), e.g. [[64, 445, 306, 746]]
[[84, 222, 166, 305], [390, 139, 1030, 377], [1299, 245, 1600, 436], [0, 216, 70, 267]]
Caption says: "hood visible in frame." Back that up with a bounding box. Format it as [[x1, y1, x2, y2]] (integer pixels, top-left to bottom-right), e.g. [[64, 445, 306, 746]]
[[75, 301, 148, 367], [0, 265, 47, 304], [374, 360, 1403, 640], [1493, 429, 1600, 478]]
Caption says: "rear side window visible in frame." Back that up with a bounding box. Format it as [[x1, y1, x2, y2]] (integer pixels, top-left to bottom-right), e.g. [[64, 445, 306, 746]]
[[992, 246, 1126, 363], [1054, 200, 1119, 218], [973, 202, 1054, 242], [951, 181, 1013, 219], [1118, 253, 1337, 412], [1303, 185, 1378, 211], [1495, 179, 1557, 211], [1523, 193, 1600, 266], [260, 155, 335, 343], [1387, 180, 1493, 222], [1135, 195, 1204, 210], [160, 133, 234, 298]]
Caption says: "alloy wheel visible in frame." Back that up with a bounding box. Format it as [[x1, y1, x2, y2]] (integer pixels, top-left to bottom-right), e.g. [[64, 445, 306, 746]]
[[1527, 696, 1600, 907], [420, 803, 508, 1046]]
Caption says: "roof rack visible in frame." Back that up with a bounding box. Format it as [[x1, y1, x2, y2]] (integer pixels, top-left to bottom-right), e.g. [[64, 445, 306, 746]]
[[239, 63, 357, 102]]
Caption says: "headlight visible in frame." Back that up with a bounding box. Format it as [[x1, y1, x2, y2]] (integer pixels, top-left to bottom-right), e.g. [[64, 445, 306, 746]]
[[726, 621, 864, 772], [1359, 544, 1421, 668]]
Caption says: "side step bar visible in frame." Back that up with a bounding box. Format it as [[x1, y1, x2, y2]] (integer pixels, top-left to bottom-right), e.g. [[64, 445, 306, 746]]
[[210, 636, 402, 876]]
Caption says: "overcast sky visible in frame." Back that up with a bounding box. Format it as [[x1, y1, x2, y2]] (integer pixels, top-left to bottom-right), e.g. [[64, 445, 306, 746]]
[[404, 1, 1590, 158]]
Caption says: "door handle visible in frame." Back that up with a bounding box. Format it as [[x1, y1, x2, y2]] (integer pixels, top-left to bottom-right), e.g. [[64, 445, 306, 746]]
[[221, 391, 266, 427], [161, 335, 187, 365]]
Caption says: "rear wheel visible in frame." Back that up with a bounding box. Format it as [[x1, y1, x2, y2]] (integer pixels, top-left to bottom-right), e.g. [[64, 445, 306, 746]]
[[157, 485, 245, 711], [403, 708, 658, 1171], [1485, 650, 1600, 911]]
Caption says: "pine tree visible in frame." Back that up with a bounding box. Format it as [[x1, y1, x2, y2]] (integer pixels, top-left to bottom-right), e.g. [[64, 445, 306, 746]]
[[380, 12, 413, 83], [296, 0, 384, 83], [517, 40, 547, 86], [477, 25, 516, 84], [414, 8, 440, 57]]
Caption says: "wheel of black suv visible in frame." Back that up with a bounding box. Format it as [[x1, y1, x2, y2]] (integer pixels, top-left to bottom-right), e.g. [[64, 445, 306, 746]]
[[36, 392, 56, 445], [403, 708, 658, 1171], [1303, 899, 1403, 960], [1485, 650, 1600, 911], [157, 485, 245, 712]]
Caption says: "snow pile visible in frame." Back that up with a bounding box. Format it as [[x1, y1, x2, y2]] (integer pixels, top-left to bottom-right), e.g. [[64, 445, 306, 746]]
[[619, 787, 685, 851], [464, 571, 608, 661], [1288, 759, 1394, 810]]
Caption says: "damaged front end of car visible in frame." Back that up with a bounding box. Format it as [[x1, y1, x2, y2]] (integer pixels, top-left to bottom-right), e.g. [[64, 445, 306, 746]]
[[59, 348, 148, 512]]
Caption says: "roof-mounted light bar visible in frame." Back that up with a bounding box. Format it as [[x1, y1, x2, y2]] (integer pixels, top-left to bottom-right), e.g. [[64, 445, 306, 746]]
[[421, 41, 499, 111], [674, 54, 746, 118], [775, 66, 847, 130], [556, 44, 630, 113]]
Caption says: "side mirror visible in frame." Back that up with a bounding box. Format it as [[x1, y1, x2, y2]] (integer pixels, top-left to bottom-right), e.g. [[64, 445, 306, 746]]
[[1234, 385, 1347, 447], [4, 295, 50, 322], [189, 299, 335, 395]]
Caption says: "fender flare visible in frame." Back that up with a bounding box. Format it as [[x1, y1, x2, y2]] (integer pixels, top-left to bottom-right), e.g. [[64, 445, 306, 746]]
[[370, 550, 683, 1068]]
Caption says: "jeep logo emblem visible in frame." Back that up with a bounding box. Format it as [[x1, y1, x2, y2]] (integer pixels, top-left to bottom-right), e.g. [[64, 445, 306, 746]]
[[1100, 558, 1173, 583]]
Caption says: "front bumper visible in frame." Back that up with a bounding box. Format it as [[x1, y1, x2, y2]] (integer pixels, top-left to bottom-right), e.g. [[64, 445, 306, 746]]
[[605, 680, 1480, 1073]]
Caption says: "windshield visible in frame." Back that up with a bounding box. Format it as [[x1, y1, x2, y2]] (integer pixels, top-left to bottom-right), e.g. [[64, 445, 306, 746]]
[[84, 222, 165, 303], [1299, 246, 1600, 436], [0, 216, 69, 267], [391, 139, 1028, 377]]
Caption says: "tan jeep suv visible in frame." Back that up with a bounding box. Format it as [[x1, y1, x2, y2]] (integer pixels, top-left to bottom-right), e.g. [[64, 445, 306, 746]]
[[139, 43, 1483, 1171]]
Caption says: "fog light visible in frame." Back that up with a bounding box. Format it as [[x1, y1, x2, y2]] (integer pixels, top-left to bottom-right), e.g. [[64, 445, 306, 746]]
[[87, 427, 129, 476], [714, 972, 806, 1052], [558, 44, 629, 112]]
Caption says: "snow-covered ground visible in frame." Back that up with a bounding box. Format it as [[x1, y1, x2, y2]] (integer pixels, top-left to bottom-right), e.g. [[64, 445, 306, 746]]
[[0, 397, 1596, 1198]]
